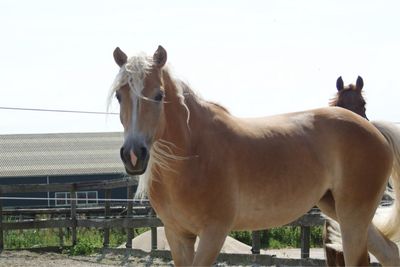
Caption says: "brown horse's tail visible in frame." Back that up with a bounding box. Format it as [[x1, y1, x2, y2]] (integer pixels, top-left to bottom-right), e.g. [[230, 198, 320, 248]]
[[371, 121, 400, 241]]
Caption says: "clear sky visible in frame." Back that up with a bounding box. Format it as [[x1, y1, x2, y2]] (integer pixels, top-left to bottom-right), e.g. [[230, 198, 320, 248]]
[[1, 0, 400, 134]]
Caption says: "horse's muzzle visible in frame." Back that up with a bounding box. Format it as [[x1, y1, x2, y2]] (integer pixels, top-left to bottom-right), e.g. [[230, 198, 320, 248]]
[[120, 145, 150, 175]]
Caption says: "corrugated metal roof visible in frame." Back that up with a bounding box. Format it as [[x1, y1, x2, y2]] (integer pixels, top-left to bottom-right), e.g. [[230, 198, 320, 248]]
[[0, 132, 125, 177]]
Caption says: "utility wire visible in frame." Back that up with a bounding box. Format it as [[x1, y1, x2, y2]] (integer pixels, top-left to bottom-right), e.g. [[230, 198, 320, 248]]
[[0, 106, 118, 115], [1, 105, 399, 124]]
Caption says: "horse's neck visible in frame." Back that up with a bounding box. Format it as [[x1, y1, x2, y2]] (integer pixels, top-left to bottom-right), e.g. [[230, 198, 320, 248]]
[[159, 71, 192, 151], [150, 74, 232, 204], [160, 71, 225, 155]]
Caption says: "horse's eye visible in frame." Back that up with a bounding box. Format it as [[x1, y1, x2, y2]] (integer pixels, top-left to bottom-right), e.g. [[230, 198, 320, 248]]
[[154, 91, 164, 102], [115, 92, 121, 103]]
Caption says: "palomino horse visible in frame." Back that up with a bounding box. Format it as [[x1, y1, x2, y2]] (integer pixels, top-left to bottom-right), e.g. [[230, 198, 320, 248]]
[[324, 76, 400, 266], [110, 46, 400, 266]]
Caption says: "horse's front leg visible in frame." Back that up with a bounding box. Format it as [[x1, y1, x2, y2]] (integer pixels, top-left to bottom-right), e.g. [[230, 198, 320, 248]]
[[164, 226, 196, 266], [192, 224, 229, 266]]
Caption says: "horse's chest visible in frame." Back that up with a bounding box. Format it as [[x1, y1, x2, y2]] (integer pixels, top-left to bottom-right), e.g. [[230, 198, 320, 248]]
[[148, 180, 219, 233], [149, 195, 202, 233]]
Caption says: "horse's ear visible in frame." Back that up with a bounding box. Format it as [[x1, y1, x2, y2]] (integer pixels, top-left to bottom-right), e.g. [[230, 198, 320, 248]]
[[356, 76, 364, 91], [336, 76, 344, 91], [153, 45, 167, 68], [113, 47, 127, 67]]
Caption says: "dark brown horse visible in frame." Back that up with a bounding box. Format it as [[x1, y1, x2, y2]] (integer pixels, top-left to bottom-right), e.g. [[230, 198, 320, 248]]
[[330, 76, 367, 120], [325, 76, 400, 266]]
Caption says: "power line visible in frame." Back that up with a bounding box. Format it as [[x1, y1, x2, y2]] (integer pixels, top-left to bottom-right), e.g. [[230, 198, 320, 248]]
[[0, 106, 118, 115], [1, 106, 399, 124]]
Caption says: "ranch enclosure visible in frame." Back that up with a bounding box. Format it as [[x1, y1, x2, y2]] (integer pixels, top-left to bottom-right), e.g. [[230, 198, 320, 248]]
[[0, 131, 334, 265], [0, 177, 326, 266]]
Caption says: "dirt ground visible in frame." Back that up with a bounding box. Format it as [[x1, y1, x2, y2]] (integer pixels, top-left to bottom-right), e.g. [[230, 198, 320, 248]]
[[0, 248, 381, 267], [0, 248, 330, 267], [0, 250, 174, 267], [0, 228, 381, 266]]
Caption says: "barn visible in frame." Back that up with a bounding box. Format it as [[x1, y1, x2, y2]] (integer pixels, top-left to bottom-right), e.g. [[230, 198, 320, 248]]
[[0, 132, 130, 208]]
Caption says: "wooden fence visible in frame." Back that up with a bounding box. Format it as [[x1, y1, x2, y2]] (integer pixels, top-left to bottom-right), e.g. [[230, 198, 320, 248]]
[[0, 177, 325, 259]]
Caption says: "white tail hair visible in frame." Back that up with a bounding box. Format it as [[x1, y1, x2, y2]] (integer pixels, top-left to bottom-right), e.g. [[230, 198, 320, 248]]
[[324, 121, 400, 253], [323, 215, 343, 251], [371, 121, 400, 241]]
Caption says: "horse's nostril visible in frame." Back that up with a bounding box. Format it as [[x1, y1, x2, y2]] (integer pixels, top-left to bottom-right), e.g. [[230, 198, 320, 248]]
[[121, 145, 147, 169], [140, 146, 148, 159], [120, 147, 129, 163]]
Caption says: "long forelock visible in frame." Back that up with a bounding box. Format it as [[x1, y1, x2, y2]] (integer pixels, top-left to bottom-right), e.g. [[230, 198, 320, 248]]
[[108, 53, 154, 107], [125, 54, 153, 93]]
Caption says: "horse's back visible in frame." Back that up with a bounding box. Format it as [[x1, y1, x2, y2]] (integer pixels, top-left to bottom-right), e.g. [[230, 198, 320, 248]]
[[240, 107, 389, 154]]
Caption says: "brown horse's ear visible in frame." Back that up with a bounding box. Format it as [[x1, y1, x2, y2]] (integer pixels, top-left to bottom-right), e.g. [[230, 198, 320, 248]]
[[336, 76, 344, 91], [113, 47, 128, 67], [356, 76, 364, 91], [153, 45, 167, 68]]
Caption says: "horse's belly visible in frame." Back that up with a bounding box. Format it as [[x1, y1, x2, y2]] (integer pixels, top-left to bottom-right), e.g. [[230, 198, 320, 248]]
[[233, 204, 312, 230], [232, 177, 327, 230]]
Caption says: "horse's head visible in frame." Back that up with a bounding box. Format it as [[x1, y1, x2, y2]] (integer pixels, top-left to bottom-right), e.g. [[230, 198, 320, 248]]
[[112, 46, 168, 175], [332, 76, 368, 120]]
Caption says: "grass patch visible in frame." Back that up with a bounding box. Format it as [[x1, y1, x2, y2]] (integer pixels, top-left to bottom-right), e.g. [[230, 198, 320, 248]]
[[5, 229, 60, 248], [4, 227, 150, 253], [4, 213, 322, 254], [230, 226, 323, 249]]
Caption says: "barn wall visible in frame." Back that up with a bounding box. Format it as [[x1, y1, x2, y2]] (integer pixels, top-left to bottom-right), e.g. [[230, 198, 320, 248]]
[[0, 173, 130, 207]]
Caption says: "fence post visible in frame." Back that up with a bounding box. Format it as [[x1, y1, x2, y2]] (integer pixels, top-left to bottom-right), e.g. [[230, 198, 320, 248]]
[[103, 189, 111, 248], [126, 185, 134, 248], [251, 230, 261, 254], [300, 225, 311, 258], [151, 227, 157, 251], [58, 220, 64, 248], [70, 185, 77, 246], [0, 190, 3, 250]]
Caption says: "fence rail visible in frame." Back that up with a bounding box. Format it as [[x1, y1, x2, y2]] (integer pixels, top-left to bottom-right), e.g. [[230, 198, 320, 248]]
[[0, 177, 325, 259]]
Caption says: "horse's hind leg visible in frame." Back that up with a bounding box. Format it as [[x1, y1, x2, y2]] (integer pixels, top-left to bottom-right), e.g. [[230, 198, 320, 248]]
[[335, 188, 380, 266], [318, 190, 371, 266], [338, 217, 370, 266], [322, 218, 400, 266], [367, 223, 400, 266]]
